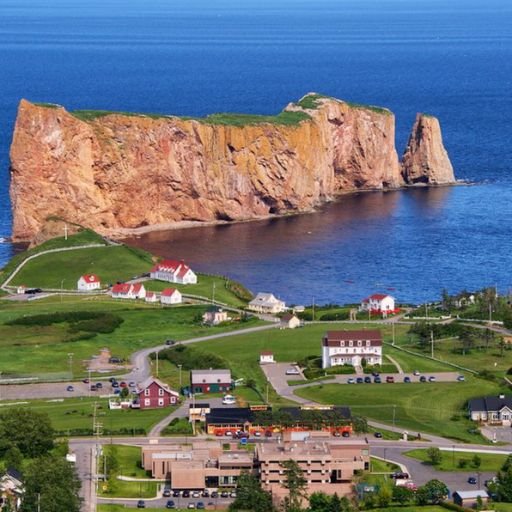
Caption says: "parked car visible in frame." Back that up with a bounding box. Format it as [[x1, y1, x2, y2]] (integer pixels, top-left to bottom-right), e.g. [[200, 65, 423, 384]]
[[112, 381, 119, 388], [192, 491, 201, 498], [224, 431, 233, 437], [83, 378, 90, 384], [129, 381, 136, 387], [333, 431, 341, 437], [220, 491, 229, 498], [202, 490, 209, 498], [413, 370, 420, 376], [457, 375, 465, 382], [419, 376, 427, 382], [230, 491, 237, 498], [253, 431, 261, 437], [386, 376, 395, 383], [66, 385, 74, 392], [166, 500, 176, 509], [364, 376, 372, 383], [210, 491, 219, 498], [265, 430, 273, 437], [285, 368, 300, 375], [347, 378, 355, 384], [428, 376, 436, 382], [182, 490, 190, 498], [163, 489, 171, 498], [197, 502, 205, 510], [374, 377, 382, 383], [119, 381, 127, 388], [173, 490, 181, 497], [392, 472, 409, 480], [403, 376, 411, 383], [371, 371, 380, 377], [137, 500, 146, 509], [356, 377, 364, 384], [374, 432, 383, 438], [222, 395, 236, 405], [187, 504, 195, 509], [113, 388, 121, 395], [95, 382, 102, 388], [341, 431, 350, 438], [468, 477, 477, 485], [165, 339, 176, 346], [90, 384, 97, 391]]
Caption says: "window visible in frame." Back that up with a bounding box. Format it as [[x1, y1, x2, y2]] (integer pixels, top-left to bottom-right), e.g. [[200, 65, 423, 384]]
[[144, 389, 150, 396], [144, 399, 150, 406], [158, 388, 164, 396], [340, 341, 345, 347], [357, 340, 362, 347], [366, 340, 371, 347], [158, 398, 164, 406], [349, 341, 353, 347]]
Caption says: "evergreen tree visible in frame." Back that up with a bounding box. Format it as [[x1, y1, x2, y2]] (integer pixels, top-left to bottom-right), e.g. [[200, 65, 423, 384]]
[[281, 460, 307, 512], [229, 472, 274, 512]]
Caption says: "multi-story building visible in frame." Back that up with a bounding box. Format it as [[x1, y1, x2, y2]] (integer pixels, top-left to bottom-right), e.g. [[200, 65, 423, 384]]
[[77, 274, 101, 291], [141, 441, 253, 488], [248, 293, 286, 314], [256, 437, 370, 500], [150, 259, 197, 284], [321, 330, 382, 369], [360, 294, 396, 315], [135, 377, 179, 409]]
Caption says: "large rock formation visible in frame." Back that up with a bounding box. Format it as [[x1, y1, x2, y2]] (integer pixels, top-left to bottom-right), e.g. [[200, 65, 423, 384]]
[[401, 113, 455, 185], [9, 94, 455, 241]]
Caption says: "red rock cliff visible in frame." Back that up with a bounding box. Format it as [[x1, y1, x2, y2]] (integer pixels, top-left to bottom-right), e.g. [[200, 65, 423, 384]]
[[9, 94, 455, 241]]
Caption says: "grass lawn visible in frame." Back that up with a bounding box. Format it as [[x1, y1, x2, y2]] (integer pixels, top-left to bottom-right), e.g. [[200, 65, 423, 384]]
[[99, 480, 158, 499], [404, 448, 507, 472], [385, 345, 455, 373], [371, 508, 445, 512], [370, 457, 400, 472], [10, 244, 153, 289], [368, 426, 403, 441], [0, 397, 175, 435], [0, 295, 263, 378], [103, 444, 147, 477], [493, 504, 512, 511], [295, 375, 504, 443], [144, 274, 251, 307]]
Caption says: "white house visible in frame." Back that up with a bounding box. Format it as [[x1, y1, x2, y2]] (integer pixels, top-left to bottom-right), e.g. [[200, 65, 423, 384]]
[[360, 294, 395, 315], [145, 291, 159, 303], [160, 288, 182, 305], [150, 259, 197, 285], [469, 394, 512, 426], [248, 292, 286, 314], [280, 313, 301, 329], [259, 351, 275, 364], [321, 330, 383, 369], [77, 274, 101, 291], [202, 306, 229, 325], [111, 282, 146, 299]]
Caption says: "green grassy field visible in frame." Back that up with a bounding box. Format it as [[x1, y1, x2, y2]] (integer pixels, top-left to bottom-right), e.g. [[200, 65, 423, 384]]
[[103, 444, 147, 477], [295, 375, 504, 443], [404, 448, 507, 472], [0, 228, 107, 283], [143, 275, 251, 307], [370, 457, 400, 472], [0, 295, 261, 378], [98, 507, 212, 512], [10, 244, 153, 289], [370, 508, 445, 512], [99, 480, 158, 499], [0, 397, 174, 435]]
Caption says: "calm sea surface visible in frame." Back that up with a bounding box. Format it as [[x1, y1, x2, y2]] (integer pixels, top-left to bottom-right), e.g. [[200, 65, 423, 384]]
[[1, 0, 511, 303]]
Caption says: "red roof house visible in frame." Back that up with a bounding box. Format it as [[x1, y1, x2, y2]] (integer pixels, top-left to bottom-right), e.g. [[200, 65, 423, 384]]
[[77, 274, 101, 291], [150, 259, 197, 285], [160, 288, 182, 305]]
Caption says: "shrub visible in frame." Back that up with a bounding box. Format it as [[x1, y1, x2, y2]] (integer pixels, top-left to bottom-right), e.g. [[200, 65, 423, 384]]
[[158, 345, 229, 372], [458, 458, 468, 468]]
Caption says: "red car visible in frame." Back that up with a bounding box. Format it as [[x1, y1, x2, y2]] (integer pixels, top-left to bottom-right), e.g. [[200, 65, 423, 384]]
[[386, 376, 395, 383]]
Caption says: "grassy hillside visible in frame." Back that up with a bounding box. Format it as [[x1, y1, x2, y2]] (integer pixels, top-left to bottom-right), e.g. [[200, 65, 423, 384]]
[[1, 228, 107, 282], [10, 244, 153, 289]]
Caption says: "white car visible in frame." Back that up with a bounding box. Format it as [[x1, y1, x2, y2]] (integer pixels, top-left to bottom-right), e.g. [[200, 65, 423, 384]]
[[222, 395, 236, 405], [285, 368, 300, 375]]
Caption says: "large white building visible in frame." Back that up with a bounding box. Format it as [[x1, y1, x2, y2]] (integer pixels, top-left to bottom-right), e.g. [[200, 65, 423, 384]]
[[160, 288, 182, 305], [360, 294, 395, 315], [248, 292, 286, 314], [77, 274, 101, 291], [150, 260, 197, 284], [321, 330, 382, 369]]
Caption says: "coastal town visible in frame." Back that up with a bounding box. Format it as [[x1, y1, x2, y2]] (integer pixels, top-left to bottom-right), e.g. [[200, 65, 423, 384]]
[[0, 226, 512, 512]]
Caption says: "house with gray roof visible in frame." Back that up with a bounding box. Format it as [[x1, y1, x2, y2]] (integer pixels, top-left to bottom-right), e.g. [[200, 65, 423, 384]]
[[468, 394, 512, 425], [248, 292, 286, 314], [190, 369, 232, 394]]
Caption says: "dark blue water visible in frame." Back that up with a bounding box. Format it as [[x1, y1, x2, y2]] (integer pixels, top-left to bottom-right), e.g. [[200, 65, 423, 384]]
[[1, 0, 511, 303]]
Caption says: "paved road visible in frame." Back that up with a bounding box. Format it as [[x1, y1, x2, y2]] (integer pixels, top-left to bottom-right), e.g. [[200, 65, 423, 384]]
[[0, 323, 279, 401]]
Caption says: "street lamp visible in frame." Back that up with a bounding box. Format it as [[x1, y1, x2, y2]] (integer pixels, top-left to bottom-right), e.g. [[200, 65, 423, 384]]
[[68, 353, 74, 379]]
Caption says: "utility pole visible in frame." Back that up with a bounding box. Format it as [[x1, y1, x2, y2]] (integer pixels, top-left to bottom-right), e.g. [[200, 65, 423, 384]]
[[312, 297, 315, 321], [68, 352, 74, 379], [37, 492, 41, 512], [93, 402, 103, 494], [178, 364, 182, 389], [156, 351, 159, 378], [64, 223, 68, 241], [431, 330, 434, 359], [212, 282, 216, 304]]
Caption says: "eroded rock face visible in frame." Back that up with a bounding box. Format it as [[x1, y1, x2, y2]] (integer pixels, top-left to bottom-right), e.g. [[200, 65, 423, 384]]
[[9, 95, 455, 241], [401, 113, 455, 185]]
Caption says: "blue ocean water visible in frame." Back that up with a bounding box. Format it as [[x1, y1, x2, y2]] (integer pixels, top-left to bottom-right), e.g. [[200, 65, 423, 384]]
[[1, 0, 511, 303]]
